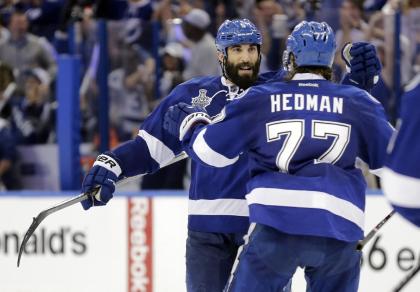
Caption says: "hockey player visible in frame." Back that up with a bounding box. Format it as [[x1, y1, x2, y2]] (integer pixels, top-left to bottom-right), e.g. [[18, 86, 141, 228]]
[[82, 19, 267, 292], [163, 21, 393, 291], [81, 19, 382, 291], [382, 74, 420, 227]]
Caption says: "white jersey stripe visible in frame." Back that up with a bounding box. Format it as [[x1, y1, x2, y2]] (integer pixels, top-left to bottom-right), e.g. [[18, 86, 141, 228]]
[[246, 188, 365, 230], [188, 198, 249, 217], [192, 128, 239, 167], [138, 130, 175, 167], [382, 167, 420, 208]]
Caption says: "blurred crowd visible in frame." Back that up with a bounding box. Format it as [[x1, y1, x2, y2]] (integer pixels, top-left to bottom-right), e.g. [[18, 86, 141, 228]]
[[0, 0, 418, 190]]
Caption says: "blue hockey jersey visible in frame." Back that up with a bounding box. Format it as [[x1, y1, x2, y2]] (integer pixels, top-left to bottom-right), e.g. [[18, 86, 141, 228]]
[[382, 75, 420, 227], [183, 73, 394, 242], [112, 71, 281, 233]]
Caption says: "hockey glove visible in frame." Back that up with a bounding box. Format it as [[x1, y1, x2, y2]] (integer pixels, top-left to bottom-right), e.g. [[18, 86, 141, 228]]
[[164, 102, 211, 141], [341, 42, 381, 91], [81, 152, 122, 210]]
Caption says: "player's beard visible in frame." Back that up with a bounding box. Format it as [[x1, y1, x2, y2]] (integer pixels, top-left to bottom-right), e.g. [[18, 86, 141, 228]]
[[225, 59, 260, 89]]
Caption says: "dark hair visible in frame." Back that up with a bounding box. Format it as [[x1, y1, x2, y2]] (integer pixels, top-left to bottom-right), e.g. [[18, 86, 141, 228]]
[[0, 63, 14, 92], [285, 54, 334, 81], [11, 4, 27, 16], [291, 66, 333, 81], [182, 21, 206, 42]]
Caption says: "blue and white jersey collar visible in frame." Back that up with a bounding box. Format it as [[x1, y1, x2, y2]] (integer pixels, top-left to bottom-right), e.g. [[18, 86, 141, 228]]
[[221, 76, 244, 101], [292, 73, 326, 80]]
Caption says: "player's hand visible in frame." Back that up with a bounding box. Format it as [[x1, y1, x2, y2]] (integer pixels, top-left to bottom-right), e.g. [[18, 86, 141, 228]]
[[81, 153, 122, 210], [163, 102, 211, 141], [341, 42, 381, 91]]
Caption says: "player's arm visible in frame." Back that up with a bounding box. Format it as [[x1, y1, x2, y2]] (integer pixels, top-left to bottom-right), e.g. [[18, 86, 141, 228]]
[[382, 87, 420, 226], [357, 91, 394, 176], [80, 86, 187, 210], [164, 98, 252, 168], [340, 42, 381, 92]]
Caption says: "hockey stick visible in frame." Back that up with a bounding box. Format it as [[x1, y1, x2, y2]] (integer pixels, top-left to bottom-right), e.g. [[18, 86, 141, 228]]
[[17, 151, 188, 267], [393, 262, 420, 292], [356, 210, 396, 251]]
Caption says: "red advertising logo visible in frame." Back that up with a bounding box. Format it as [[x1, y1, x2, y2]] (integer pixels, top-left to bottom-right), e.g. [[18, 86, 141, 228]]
[[128, 198, 153, 292]]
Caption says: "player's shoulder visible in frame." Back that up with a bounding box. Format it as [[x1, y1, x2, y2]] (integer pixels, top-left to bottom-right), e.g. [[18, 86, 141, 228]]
[[332, 82, 382, 107], [166, 76, 221, 102], [233, 80, 286, 106], [404, 73, 420, 93], [257, 70, 276, 81], [256, 69, 287, 84], [400, 76, 420, 117], [252, 80, 287, 94], [179, 75, 220, 88], [402, 75, 420, 104]]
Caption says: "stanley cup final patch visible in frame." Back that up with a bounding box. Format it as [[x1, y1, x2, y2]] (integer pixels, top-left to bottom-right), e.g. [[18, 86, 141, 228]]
[[192, 89, 212, 108]]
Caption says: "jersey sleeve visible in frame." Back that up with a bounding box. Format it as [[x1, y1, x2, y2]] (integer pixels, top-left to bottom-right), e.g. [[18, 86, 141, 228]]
[[183, 92, 255, 168], [112, 85, 187, 177], [382, 85, 420, 226], [356, 91, 394, 173]]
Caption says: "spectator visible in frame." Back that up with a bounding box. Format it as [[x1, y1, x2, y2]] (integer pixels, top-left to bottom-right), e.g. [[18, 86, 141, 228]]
[[0, 115, 21, 190], [0, 20, 9, 42], [125, 0, 155, 21], [108, 28, 155, 142], [232, 0, 256, 20], [211, 0, 242, 34], [12, 68, 55, 144], [253, 0, 288, 70], [277, 0, 306, 30], [158, 42, 185, 103], [0, 62, 18, 121], [0, 9, 57, 90], [380, 0, 418, 86], [0, 0, 14, 26], [152, 0, 179, 43], [141, 41, 187, 190], [181, 8, 220, 79], [25, 0, 63, 42], [334, 0, 369, 75], [0, 63, 21, 189], [364, 1, 416, 121]]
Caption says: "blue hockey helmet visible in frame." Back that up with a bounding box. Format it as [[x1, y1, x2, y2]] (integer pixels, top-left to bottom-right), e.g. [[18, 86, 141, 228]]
[[215, 19, 262, 56], [283, 21, 336, 69]]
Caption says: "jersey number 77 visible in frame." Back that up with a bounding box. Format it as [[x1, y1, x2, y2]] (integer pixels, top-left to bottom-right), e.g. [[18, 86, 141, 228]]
[[266, 119, 351, 173]]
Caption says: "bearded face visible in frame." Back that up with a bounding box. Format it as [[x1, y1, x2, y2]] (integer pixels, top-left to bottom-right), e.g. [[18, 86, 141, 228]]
[[225, 57, 260, 89], [219, 44, 261, 89]]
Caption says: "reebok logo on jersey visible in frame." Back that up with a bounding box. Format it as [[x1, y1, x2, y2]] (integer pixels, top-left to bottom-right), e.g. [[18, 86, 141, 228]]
[[298, 83, 319, 87]]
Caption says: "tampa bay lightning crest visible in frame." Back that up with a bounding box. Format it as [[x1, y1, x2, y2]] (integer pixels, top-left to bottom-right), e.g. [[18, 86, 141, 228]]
[[192, 89, 212, 108]]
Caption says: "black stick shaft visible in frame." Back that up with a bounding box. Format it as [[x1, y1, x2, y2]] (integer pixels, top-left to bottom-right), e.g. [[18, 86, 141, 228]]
[[357, 210, 396, 251], [17, 152, 187, 267]]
